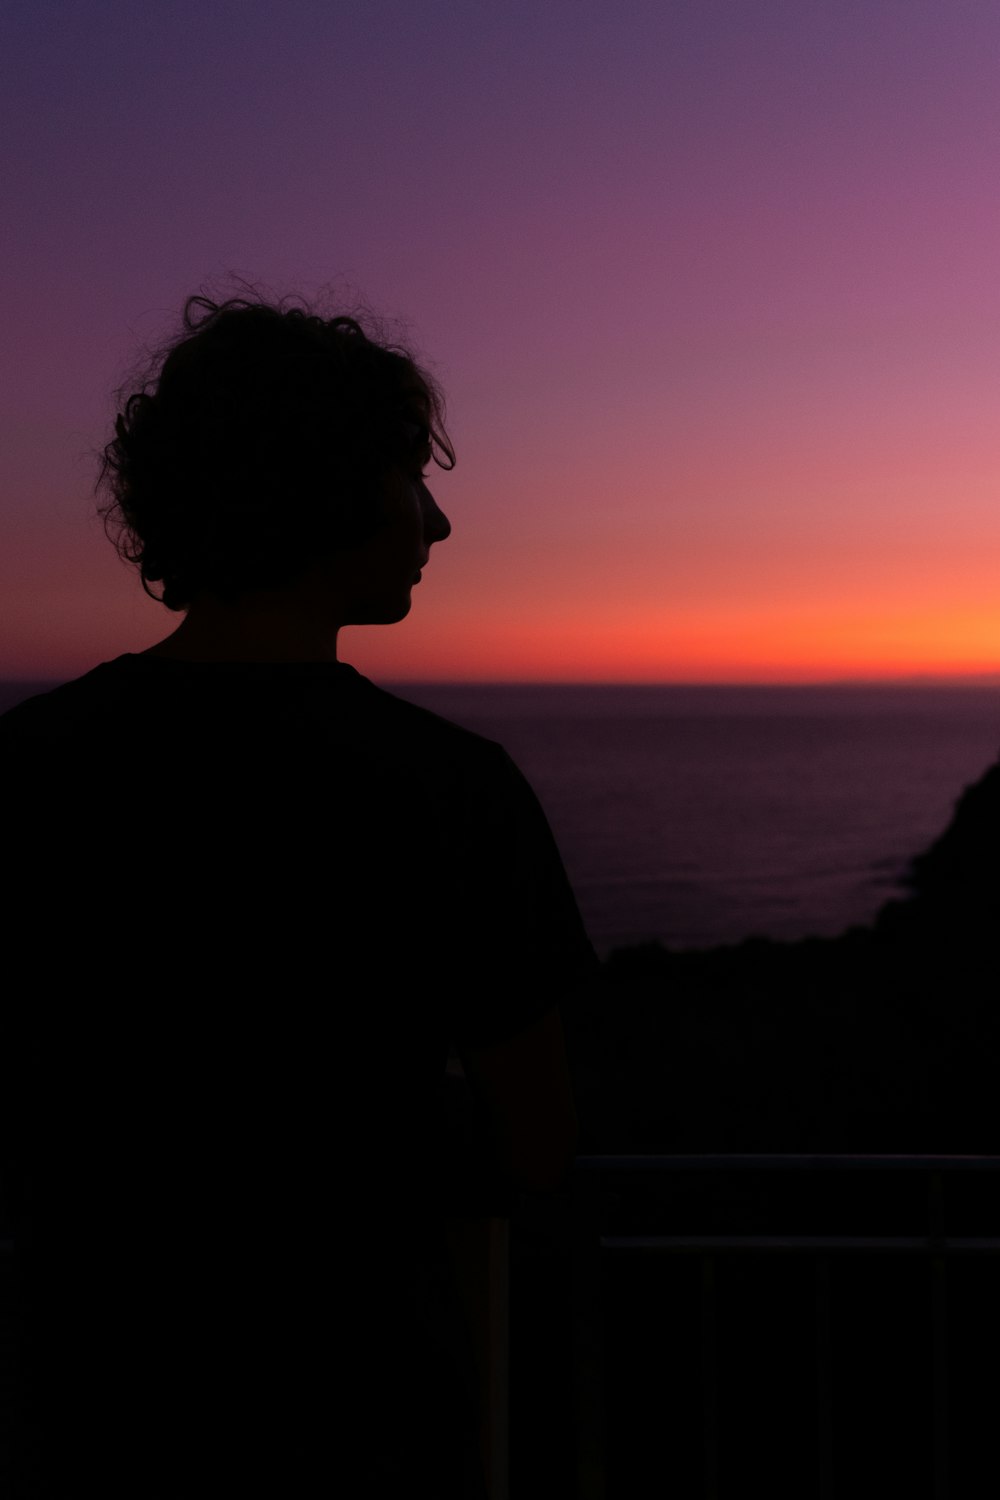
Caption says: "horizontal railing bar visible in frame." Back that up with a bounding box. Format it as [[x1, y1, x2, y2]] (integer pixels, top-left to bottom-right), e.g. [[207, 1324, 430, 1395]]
[[602, 1234, 1000, 1254], [576, 1154, 1000, 1172]]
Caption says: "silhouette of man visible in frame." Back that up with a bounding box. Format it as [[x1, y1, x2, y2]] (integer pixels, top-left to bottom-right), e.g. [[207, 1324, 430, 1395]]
[[0, 295, 594, 1497]]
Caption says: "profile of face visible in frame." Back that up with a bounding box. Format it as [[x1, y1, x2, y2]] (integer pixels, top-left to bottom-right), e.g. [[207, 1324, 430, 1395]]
[[335, 464, 452, 626]]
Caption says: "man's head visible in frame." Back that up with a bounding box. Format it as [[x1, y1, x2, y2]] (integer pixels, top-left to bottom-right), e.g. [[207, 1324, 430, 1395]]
[[98, 294, 454, 611]]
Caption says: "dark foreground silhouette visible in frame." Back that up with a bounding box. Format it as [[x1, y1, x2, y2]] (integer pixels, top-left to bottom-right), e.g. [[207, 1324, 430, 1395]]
[[0, 295, 591, 1497], [0, 655, 593, 1497]]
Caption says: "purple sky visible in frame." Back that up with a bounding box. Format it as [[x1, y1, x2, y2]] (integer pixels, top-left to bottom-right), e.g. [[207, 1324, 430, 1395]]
[[4, 0, 1000, 680]]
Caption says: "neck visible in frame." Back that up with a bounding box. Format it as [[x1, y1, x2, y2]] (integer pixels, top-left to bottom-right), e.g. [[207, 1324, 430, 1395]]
[[143, 589, 341, 664]]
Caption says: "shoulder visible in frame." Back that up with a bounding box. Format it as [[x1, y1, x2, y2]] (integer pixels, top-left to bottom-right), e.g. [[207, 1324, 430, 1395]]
[[0, 658, 139, 745], [336, 671, 530, 797], [345, 672, 507, 758]]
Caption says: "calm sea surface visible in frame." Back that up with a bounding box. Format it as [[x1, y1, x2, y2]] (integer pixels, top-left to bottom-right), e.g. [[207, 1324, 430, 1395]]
[[391, 681, 1000, 954], [5, 677, 1000, 956]]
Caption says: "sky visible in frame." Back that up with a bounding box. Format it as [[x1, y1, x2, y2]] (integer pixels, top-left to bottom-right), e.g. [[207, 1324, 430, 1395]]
[[3, 0, 1000, 683]]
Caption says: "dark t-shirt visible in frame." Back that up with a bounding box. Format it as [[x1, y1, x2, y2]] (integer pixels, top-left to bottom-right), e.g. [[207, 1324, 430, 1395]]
[[0, 654, 594, 1495]]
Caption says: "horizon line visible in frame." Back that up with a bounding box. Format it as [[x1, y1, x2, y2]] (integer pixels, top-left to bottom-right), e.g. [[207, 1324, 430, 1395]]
[[384, 672, 1000, 689], [4, 669, 1000, 690]]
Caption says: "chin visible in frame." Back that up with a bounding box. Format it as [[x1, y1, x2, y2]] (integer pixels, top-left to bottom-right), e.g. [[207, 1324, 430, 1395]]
[[353, 594, 413, 626]]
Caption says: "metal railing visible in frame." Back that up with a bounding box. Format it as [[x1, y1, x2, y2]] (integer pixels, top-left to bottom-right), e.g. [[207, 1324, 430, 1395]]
[[571, 1155, 1000, 1500], [5, 1157, 995, 1499], [446, 1213, 510, 1500]]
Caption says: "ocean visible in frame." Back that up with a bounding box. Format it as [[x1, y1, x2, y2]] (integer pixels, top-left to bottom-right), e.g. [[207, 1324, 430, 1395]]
[[390, 681, 1000, 955], [4, 676, 999, 957]]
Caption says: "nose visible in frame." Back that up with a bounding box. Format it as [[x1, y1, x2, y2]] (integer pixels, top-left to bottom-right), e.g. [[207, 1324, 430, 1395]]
[[421, 486, 451, 544]]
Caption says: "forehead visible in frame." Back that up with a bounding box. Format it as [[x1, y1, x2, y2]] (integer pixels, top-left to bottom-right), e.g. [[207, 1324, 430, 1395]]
[[399, 412, 432, 462], [392, 371, 435, 461]]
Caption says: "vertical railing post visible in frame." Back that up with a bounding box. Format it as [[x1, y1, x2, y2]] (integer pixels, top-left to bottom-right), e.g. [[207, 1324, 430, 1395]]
[[700, 1253, 720, 1500], [928, 1171, 949, 1500], [445, 1214, 509, 1500], [572, 1162, 607, 1500], [483, 1216, 509, 1500], [815, 1254, 835, 1499]]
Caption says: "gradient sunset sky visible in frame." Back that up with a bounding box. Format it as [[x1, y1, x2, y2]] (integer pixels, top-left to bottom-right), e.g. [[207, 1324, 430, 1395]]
[[4, 0, 1000, 682]]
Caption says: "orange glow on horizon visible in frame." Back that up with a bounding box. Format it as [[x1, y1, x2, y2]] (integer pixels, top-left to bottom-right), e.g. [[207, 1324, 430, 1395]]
[[4, 547, 998, 686], [344, 600, 1000, 684]]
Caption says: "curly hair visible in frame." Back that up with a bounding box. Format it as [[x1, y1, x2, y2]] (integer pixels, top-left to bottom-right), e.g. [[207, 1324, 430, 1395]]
[[98, 294, 455, 610]]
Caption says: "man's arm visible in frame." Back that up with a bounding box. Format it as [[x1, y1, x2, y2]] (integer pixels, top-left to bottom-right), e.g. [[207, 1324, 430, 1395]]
[[459, 1008, 578, 1193]]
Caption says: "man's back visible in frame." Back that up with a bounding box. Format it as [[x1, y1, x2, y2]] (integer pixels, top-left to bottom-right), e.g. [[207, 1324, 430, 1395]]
[[1, 655, 592, 1494]]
